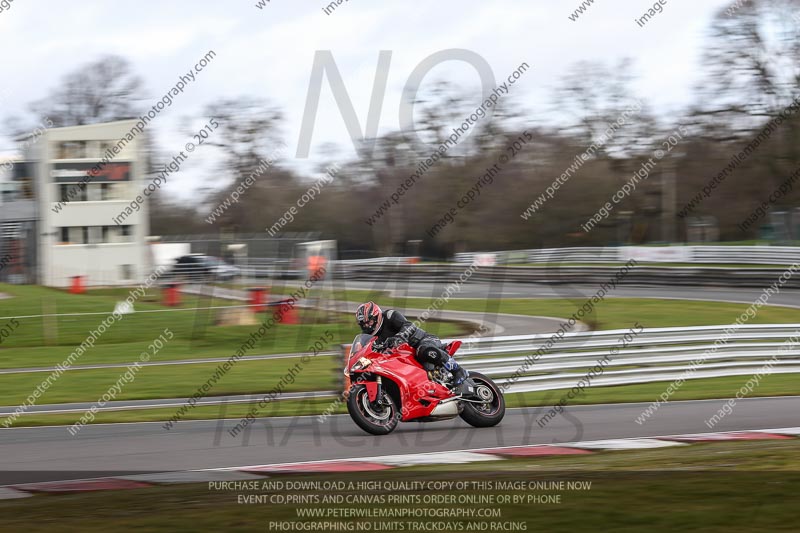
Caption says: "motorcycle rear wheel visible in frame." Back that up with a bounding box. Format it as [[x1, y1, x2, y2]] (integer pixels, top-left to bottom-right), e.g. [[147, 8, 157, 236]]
[[459, 371, 505, 427]]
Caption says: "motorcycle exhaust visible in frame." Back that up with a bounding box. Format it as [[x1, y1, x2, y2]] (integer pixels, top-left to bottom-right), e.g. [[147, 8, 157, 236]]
[[428, 401, 460, 418]]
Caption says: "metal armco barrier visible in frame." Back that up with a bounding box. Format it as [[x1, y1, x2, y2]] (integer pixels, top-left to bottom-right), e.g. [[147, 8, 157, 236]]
[[325, 262, 800, 288], [454, 245, 800, 266], [448, 324, 800, 394], [5, 324, 798, 416]]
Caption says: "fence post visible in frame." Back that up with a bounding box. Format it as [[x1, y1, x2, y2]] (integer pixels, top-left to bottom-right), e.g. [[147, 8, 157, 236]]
[[43, 297, 58, 346]]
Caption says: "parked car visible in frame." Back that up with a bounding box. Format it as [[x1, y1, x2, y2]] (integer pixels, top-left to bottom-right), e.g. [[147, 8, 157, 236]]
[[171, 255, 240, 282]]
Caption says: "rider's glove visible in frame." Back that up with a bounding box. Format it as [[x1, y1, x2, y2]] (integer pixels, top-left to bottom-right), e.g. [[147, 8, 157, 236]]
[[372, 340, 387, 352], [385, 336, 402, 349]]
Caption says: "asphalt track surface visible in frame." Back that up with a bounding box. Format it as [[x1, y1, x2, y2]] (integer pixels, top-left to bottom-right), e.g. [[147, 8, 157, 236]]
[[0, 391, 335, 417], [0, 396, 797, 485]]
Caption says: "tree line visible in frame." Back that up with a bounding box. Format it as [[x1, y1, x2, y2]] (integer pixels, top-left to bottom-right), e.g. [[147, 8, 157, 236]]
[[5, 0, 800, 257]]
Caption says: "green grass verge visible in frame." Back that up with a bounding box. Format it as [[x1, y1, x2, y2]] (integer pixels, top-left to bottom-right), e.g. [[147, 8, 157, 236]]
[[335, 294, 800, 331], [0, 319, 464, 369], [0, 283, 465, 367], [0, 440, 797, 532], [0, 356, 336, 407], [4, 284, 798, 366]]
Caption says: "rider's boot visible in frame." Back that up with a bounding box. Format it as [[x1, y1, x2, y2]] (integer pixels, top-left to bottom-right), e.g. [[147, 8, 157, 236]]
[[445, 357, 477, 398]]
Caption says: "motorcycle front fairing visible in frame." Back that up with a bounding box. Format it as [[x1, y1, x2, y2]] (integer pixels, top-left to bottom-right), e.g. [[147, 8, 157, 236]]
[[347, 338, 454, 422]]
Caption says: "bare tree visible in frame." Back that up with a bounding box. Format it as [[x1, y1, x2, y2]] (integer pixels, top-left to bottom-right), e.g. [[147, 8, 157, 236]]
[[194, 97, 288, 231], [29, 55, 145, 127]]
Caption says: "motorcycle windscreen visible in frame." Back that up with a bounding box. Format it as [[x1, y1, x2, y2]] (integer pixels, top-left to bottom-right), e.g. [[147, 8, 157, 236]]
[[351, 333, 374, 354]]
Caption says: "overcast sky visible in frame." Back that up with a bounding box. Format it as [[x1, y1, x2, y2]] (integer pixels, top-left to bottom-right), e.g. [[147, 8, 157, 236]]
[[0, 0, 734, 200]]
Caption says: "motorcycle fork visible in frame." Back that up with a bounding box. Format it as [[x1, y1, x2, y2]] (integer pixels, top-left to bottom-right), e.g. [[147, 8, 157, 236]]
[[366, 376, 382, 403]]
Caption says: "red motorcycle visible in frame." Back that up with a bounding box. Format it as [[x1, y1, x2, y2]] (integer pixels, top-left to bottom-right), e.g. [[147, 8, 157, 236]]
[[344, 334, 505, 435]]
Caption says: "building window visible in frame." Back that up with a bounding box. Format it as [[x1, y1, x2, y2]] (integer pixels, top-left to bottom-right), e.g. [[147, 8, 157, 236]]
[[1, 189, 16, 203], [63, 226, 85, 244], [56, 226, 136, 245], [111, 182, 132, 200], [99, 141, 114, 156], [105, 225, 133, 243], [57, 141, 87, 160], [60, 183, 87, 203], [87, 226, 103, 244], [87, 183, 103, 202], [120, 264, 134, 281], [101, 183, 110, 201], [107, 226, 119, 244]]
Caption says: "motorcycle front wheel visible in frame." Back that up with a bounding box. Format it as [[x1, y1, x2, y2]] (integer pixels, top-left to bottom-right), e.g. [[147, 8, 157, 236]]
[[347, 383, 399, 435]]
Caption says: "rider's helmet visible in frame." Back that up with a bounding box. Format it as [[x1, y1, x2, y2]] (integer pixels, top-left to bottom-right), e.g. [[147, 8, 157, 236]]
[[356, 301, 383, 335]]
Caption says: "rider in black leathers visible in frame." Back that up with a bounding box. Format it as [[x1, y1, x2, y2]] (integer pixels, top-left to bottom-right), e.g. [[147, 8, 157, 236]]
[[356, 301, 475, 396]]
